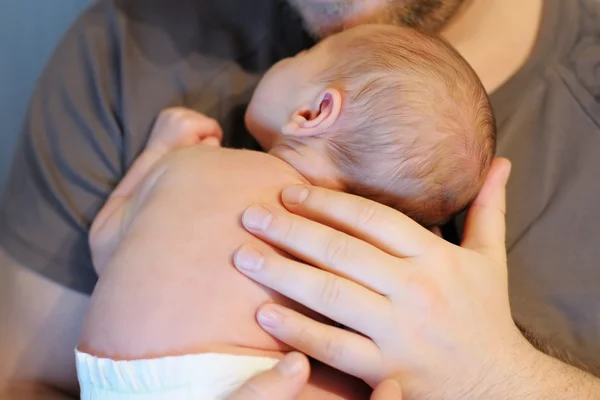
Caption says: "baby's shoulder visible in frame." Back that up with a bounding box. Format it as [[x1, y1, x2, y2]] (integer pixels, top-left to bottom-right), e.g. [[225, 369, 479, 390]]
[[161, 146, 305, 188]]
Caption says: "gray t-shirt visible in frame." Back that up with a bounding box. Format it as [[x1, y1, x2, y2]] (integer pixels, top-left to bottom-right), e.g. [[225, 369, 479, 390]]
[[1, 0, 599, 374], [0, 0, 313, 294], [461, 0, 600, 373]]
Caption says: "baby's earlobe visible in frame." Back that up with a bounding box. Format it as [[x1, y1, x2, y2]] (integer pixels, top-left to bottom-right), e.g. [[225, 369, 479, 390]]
[[282, 121, 299, 135], [281, 114, 307, 135]]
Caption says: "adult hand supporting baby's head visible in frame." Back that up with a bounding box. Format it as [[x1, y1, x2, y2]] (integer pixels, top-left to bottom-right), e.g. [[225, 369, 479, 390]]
[[232, 158, 541, 399]]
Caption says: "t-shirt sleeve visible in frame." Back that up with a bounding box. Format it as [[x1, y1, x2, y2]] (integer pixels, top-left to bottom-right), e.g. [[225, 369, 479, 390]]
[[0, 0, 313, 296], [0, 2, 126, 295]]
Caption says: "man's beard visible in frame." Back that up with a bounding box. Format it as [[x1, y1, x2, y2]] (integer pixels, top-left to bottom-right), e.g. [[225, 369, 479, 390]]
[[287, 0, 467, 37], [385, 0, 467, 32]]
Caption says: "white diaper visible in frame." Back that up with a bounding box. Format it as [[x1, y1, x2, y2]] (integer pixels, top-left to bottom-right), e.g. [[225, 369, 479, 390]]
[[76, 349, 279, 399]]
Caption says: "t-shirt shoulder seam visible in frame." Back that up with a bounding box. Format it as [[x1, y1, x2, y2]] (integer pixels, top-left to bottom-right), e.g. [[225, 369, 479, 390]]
[[556, 65, 600, 129]]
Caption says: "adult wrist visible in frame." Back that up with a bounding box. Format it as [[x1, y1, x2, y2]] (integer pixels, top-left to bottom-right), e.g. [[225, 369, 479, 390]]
[[460, 334, 543, 400], [470, 338, 600, 400]]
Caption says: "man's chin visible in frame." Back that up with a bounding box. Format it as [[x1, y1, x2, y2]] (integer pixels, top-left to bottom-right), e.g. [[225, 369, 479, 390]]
[[289, 0, 467, 36], [299, 14, 345, 38], [285, 0, 353, 37]]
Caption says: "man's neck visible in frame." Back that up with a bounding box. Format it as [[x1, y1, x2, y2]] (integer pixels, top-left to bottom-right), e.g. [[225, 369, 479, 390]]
[[441, 0, 544, 94]]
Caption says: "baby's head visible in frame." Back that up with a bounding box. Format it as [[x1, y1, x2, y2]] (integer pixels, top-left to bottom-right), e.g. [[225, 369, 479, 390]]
[[245, 24, 495, 227]]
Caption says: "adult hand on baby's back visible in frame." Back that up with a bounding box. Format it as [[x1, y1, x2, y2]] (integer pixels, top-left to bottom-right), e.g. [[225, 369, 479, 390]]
[[234, 158, 540, 399]]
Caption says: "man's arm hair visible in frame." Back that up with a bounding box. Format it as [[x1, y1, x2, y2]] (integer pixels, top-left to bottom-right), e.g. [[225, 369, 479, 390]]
[[515, 320, 596, 376], [474, 322, 600, 400]]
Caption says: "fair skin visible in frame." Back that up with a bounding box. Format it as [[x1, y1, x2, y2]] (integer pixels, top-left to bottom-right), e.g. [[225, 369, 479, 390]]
[[244, 1, 600, 397], [440, 0, 544, 93], [87, 21, 393, 319], [83, 20, 481, 394], [80, 110, 401, 399], [237, 159, 600, 399], [225, 352, 402, 400], [77, 60, 426, 399], [79, 106, 372, 399], [0, 0, 575, 398], [89, 107, 224, 274], [83, 21, 485, 399], [226, 352, 312, 400]]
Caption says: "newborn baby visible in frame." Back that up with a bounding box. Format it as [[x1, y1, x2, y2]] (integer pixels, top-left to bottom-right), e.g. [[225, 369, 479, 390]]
[[77, 25, 495, 399]]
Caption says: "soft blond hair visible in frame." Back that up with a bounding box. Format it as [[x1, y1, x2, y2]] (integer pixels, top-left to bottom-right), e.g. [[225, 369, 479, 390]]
[[319, 26, 495, 227]]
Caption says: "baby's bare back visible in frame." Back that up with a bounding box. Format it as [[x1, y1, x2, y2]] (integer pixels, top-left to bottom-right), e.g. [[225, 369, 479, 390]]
[[80, 145, 370, 399]]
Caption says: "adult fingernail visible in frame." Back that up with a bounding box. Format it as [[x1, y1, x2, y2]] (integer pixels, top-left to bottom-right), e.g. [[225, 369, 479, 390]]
[[242, 205, 273, 231], [387, 379, 402, 395], [275, 352, 305, 377], [372, 378, 403, 399], [257, 306, 283, 330], [282, 185, 309, 205], [234, 245, 264, 272], [503, 161, 512, 183]]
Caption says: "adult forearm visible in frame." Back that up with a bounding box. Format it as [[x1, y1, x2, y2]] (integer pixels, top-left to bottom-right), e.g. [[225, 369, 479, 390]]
[[1, 382, 76, 400], [479, 347, 600, 400], [525, 353, 600, 399]]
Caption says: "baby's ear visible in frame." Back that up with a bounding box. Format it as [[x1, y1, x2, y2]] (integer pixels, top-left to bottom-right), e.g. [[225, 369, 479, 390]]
[[282, 88, 342, 137]]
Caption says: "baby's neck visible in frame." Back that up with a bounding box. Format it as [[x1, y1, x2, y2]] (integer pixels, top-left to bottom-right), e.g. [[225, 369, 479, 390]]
[[267, 140, 343, 191]]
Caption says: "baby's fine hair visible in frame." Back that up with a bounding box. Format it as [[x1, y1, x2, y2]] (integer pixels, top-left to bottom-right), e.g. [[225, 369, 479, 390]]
[[318, 25, 496, 226]]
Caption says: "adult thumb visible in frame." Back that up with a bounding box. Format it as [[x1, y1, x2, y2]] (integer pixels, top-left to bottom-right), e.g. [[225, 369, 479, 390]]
[[461, 157, 511, 266], [371, 378, 403, 400], [226, 352, 310, 400]]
